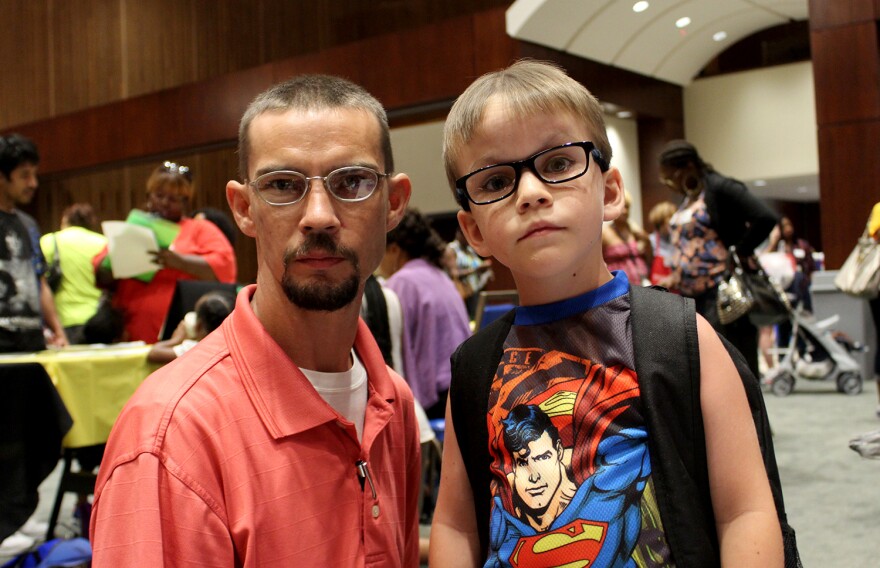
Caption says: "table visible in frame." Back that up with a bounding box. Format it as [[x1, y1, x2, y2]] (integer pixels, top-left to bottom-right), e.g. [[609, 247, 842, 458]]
[[0, 343, 158, 448]]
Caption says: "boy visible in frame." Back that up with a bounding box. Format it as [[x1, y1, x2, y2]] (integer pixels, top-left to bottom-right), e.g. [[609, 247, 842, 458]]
[[430, 60, 784, 567]]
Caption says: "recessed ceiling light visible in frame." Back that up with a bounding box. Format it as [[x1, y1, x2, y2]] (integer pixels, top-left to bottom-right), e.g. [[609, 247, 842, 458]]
[[675, 16, 691, 29], [617, 111, 633, 119], [713, 31, 728, 42], [632, 1, 649, 13], [754, 179, 767, 187]]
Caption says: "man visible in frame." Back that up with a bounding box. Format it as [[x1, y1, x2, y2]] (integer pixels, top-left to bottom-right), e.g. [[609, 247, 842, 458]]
[[90, 75, 420, 567], [0, 133, 67, 352], [489, 403, 650, 567]]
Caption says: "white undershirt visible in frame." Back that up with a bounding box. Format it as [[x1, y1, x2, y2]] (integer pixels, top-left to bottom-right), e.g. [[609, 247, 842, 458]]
[[300, 350, 368, 442]]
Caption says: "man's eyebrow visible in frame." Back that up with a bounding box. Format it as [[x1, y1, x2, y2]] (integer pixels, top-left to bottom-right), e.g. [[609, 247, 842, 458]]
[[532, 450, 552, 461]]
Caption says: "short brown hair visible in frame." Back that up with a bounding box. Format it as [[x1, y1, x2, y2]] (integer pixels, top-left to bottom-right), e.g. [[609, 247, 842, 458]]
[[442, 59, 611, 194], [236, 74, 393, 180]]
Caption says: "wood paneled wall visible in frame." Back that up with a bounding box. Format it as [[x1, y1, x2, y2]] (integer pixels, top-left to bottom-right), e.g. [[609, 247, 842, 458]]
[[0, 0, 511, 130], [809, 0, 880, 267], [3, 2, 685, 284]]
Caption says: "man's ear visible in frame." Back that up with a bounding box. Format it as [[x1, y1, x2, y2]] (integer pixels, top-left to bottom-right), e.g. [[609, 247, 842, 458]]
[[602, 167, 626, 223], [226, 180, 256, 238], [385, 173, 412, 231], [457, 210, 492, 258]]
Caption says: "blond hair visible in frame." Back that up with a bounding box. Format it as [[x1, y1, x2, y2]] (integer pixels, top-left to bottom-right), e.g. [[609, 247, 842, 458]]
[[442, 59, 611, 193], [648, 201, 677, 230]]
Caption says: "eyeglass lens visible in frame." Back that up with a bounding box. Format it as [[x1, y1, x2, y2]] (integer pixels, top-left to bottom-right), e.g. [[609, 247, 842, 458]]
[[464, 144, 590, 205], [253, 167, 380, 205]]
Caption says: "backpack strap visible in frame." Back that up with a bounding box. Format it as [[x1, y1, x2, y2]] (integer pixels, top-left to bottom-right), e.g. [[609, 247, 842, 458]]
[[449, 307, 515, 558], [630, 285, 717, 564], [631, 285, 800, 567], [361, 275, 394, 367]]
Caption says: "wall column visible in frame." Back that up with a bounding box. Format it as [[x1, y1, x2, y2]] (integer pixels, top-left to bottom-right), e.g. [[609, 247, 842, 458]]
[[809, 0, 880, 267]]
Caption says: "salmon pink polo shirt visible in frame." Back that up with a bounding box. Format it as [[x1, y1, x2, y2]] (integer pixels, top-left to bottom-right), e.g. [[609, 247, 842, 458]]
[[90, 285, 421, 567]]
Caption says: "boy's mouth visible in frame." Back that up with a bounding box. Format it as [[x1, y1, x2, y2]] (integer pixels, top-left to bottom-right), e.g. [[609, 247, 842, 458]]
[[520, 222, 561, 241]]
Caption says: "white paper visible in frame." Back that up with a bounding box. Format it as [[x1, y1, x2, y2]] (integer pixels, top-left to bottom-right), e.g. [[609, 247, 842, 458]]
[[101, 221, 161, 278]]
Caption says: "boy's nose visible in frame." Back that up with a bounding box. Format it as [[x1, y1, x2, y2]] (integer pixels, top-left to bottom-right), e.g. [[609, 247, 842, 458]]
[[514, 170, 553, 211]]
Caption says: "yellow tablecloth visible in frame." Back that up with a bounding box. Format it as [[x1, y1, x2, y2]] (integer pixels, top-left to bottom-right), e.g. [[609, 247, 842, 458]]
[[0, 343, 158, 448]]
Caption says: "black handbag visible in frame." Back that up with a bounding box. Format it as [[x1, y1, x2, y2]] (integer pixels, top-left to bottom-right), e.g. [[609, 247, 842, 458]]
[[45, 233, 63, 292], [718, 248, 791, 327], [733, 249, 791, 327]]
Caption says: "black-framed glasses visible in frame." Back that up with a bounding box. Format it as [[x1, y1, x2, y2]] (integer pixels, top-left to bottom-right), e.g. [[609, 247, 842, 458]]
[[162, 161, 192, 182], [248, 166, 389, 206], [454, 141, 609, 211]]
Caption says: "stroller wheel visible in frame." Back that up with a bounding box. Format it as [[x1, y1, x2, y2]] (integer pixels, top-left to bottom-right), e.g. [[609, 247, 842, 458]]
[[836, 372, 863, 395], [770, 372, 796, 397]]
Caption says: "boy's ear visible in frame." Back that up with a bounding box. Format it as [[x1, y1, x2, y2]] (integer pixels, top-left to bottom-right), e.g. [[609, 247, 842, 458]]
[[226, 180, 256, 238], [602, 167, 626, 223], [457, 210, 492, 258], [385, 173, 412, 231]]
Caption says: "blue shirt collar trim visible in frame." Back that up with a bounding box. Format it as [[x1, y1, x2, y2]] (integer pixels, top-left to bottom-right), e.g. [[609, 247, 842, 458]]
[[513, 271, 630, 326]]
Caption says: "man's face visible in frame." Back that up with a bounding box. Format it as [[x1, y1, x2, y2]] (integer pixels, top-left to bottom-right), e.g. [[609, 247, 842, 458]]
[[511, 431, 565, 512], [1, 162, 39, 206], [227, 107, 410, 311]]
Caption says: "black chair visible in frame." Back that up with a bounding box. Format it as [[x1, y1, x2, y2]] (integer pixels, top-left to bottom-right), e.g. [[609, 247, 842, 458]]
[[0, 363, 72, 542], [44, 444, 104, 540], [473, 290, 519, 330]]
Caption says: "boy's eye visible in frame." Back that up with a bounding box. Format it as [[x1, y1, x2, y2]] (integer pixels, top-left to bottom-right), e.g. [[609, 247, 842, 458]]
[[542, 155, 574, 175], [473, 167, 515, 194], [483, 174, 513, 193]]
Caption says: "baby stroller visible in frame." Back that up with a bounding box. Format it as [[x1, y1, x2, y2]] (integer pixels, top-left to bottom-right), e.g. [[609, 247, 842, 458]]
[[762, 309, 865, 396]]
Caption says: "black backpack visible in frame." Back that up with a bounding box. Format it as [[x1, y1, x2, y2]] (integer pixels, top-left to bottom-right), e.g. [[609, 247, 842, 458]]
[[449, 285, 801, 567]]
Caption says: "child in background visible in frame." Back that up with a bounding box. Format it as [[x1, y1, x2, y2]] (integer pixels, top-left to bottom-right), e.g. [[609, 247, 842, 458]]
[[430, 59, 784, 567], [147, 291, 233, 364]]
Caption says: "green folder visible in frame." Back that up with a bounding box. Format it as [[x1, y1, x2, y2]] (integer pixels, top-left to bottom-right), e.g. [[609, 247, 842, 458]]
[[100, 210, 181, 282]]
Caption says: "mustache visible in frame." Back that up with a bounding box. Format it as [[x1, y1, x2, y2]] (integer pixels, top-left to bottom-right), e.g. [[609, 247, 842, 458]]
[[283, 232, 359, 267]]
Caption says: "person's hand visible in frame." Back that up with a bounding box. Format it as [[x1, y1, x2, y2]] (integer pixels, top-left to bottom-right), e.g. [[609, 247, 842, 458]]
[[149, 248, 181, 270], [47, 328, 69, 348]]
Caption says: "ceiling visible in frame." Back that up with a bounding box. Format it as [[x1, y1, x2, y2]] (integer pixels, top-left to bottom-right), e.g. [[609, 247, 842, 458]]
[[506, 0, 809, 86], [506, 0, 815, 202]]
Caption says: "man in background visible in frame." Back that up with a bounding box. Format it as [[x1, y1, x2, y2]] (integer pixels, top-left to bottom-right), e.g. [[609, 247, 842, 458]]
[[0, 133, 67, 352]]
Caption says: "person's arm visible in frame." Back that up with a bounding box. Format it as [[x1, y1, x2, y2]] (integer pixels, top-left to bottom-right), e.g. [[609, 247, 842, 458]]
[[150, 248, 219, 281], [146, 320, 188, 364], [40, 278, 68, 347], [91, 453, 233, 566], [429, 401, 481, 568], [697, 315, 783, 566], [714, 176, 777, 256]]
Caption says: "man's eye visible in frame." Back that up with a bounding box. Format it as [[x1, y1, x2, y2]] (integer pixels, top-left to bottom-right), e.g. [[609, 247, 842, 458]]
[[261, 176, 300, 192]]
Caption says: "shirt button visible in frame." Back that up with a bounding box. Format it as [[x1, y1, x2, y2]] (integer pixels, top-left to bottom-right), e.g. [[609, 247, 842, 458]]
[[372, 505, 380, 518]]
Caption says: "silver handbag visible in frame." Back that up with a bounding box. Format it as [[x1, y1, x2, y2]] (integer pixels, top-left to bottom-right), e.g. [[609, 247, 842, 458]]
[[716, 255, 754, 325]]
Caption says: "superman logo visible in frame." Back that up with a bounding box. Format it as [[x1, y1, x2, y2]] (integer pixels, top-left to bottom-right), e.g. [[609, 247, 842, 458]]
[[509, 519, 607, 567]]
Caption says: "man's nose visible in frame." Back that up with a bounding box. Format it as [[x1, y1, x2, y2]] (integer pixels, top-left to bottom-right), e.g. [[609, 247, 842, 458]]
[[299, 180, 341, 233]]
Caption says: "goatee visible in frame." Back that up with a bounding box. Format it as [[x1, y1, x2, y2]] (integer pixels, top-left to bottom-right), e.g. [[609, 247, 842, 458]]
[[281, 232, 360, 311]]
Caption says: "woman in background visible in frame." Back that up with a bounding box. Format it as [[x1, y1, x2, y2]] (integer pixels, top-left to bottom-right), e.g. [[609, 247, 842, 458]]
[[658, 140, 777, 377], [40, 204, 108, 344], [95, 162, 237, 342], [601, 190, 651, 286], [647, 200, 677, 286], [380, 208, 471, 419]]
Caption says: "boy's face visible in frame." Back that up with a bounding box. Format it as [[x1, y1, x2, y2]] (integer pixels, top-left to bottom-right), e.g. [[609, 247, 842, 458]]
[[454, 98, 624, 303]]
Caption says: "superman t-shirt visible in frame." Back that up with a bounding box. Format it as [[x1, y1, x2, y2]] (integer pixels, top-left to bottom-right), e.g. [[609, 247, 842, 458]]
[[483, 271, 673, 567]]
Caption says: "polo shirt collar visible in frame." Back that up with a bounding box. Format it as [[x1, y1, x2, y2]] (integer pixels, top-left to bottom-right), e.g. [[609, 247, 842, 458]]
[[224, 285, 397, 441]]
